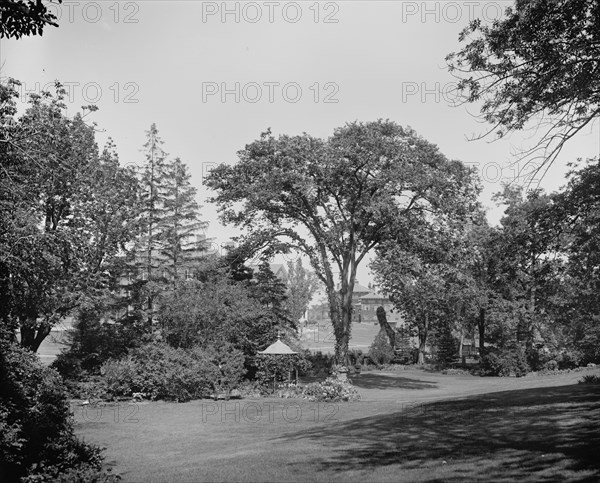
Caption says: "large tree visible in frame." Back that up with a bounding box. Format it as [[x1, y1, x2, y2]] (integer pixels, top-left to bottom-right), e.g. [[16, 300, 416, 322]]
[[372, 220, 469, 364], [161, 157, 208, 285], [0, 81, 140, 351], [447, 0, 600, 175], [127, 124, 170, 329], [127, 127, 208, 328], [205, 120, 479, 364], [492, 185, 563, 358], [545, 158, 600, 363]]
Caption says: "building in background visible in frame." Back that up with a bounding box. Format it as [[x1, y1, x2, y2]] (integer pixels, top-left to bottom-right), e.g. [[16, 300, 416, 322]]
[[358, 291, 404, 328]]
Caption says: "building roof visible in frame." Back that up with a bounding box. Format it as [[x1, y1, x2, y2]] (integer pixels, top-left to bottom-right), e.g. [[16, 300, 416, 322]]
[[353, 283, 371, 294], [258, 338, 297, 354]]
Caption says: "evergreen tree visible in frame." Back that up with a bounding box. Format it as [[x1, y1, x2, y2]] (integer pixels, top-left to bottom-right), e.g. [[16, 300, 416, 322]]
[[161, 157, 208, 285], [129, 123, 170, 329], [251, 261, 294, 337]]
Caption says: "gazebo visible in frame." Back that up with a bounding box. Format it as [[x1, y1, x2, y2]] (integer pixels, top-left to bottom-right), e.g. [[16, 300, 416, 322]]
[[258, 337, 298, 391]]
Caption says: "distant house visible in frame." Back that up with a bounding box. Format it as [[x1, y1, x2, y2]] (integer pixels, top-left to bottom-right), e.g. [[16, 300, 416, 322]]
[[358, 291, 404, 328], [309, 282, 404, 328]]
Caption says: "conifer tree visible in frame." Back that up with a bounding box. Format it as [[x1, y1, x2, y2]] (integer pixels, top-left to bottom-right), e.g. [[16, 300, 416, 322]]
[[130, 123, 170, 328], [161, 157, 208, 285]]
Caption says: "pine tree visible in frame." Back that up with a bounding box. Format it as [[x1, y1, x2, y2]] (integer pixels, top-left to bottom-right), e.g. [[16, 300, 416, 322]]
[[129, 123, 170, 329], [160, 157, 208, 285], [251, 261, 294, 337]]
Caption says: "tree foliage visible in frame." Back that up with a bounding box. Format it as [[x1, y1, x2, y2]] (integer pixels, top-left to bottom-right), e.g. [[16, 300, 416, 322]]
[[1, 0, 62, 39], [0, 80, 140, 351], [0, 338, 117, 481], [545, 158, 600, 363], [447, 0, 600, 174], [205, 120, 479, 364], [285, 258, 321, 325], [372, 215, 474, 364], [158, 258, 295, 357]]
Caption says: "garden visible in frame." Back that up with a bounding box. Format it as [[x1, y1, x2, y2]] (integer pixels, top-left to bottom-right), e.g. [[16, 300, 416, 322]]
[[3, 0, 600, 481]]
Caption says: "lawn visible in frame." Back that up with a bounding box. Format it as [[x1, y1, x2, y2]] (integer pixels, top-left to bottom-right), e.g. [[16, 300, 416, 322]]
[[74, 368, 600, 482], [299, 321, 380, 353], [29, 328, 72, 366]]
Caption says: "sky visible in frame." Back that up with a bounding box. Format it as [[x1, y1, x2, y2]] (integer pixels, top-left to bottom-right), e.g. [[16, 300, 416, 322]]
[[2, 0, 599, 290]]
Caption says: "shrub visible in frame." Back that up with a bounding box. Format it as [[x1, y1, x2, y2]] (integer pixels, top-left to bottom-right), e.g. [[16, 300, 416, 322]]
[[52, 310, 147, 381], [557, 349, 583, 370], [306, 351, 334, 376], [578, 374, 600, 384], [368, 330, 394, 366], [198, 343, 247, 397], [0, 339, 118, 481], [302, 377, 361, 402], [254, 352, 311, 391], [236, 380, 263, 398], [101, 343, 222, 402], [275, 382, 303, 398], [480, 345, 529, 377]]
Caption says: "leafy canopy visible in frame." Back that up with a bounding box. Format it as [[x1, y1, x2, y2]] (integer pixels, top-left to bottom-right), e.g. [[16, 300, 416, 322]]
[[447, 0, 600, 175]]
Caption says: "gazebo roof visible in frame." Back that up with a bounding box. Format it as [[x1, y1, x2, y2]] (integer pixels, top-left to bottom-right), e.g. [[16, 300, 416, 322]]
[[258, 338, 297, 355]]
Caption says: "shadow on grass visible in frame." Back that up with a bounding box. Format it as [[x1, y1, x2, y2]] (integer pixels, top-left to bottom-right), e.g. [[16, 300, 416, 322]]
[[280, 384, 600, 481], [351, 373, 438, 390]]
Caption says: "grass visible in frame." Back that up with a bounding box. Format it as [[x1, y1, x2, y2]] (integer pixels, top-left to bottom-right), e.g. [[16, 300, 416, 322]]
[[74, 368, 600, 482], [30, 328, 72, 365], [299, 321, 380, 353]]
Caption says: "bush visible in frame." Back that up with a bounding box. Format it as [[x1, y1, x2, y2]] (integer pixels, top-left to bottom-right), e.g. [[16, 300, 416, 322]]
[[480, 345, 529, 377], [52, 310, 147, 381], [557, 349, 583, 370], [199, 343, 247, 397], [101, 343, 225, 402], [254, 352, 311, 391], [236, 380, 263, 398], [368, 330, 394, 366], [275, 382, 303, 398], [305, 351, 335, 376], [0, 339, 118, 481], [302, 377, 361, 402], [578, 374, 600, 384]]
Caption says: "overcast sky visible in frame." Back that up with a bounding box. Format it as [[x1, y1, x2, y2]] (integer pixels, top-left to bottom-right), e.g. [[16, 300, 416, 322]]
[[3, 0, 599, 289]]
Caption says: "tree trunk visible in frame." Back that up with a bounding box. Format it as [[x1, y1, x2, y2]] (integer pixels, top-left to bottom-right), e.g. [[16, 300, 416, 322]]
[[20, 319, 51, 352], [417, 313, 429, 365], [376, 306, 395, 349], [478, 307, 485, 357]]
